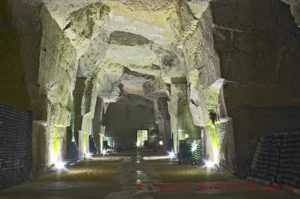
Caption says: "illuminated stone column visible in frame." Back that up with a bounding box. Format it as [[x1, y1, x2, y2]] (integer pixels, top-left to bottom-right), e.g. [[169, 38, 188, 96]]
[[99, 125, 106, 153], [78, 130, 89, 159], [173, 131, 179, 153], [206, 121, 220, 165], [168, 110, 178, 153], [153, 98, 172, 150], [49, 124, 67, 166], [99, 133, 104, 153]]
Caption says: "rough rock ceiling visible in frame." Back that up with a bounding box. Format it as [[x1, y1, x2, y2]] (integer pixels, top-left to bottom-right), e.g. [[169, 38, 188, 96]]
[[42, 0, 185, 103]]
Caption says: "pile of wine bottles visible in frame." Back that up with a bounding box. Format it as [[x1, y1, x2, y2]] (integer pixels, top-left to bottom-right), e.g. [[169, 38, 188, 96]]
[[192, 141, 202, 165], [66, 141, 79, 164], [178, 141, 193, 165], [276, 132, 300, 188], [178, 140, 202, 165], [249, 132, 300, 189]]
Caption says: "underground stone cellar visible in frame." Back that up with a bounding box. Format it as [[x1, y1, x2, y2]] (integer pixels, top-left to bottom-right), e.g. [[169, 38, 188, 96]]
[[1, 0, 300, 198]]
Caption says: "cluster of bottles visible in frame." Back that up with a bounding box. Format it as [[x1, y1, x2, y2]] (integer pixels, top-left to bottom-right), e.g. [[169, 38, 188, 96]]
[[249, 132, 300, 188], [178, 140, 202, 165]]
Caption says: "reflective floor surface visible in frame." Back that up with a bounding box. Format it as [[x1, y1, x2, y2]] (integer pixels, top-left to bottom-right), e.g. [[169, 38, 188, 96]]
[[0, 149, 298, 199]]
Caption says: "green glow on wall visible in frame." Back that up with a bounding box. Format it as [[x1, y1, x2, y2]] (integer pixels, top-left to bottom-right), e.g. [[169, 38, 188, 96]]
[[52, 126, 59, 154], [100, 134, 104, 152], [83, 131, 88, 153], [207, 121, 220, 163], [173, 131, 178, 153]]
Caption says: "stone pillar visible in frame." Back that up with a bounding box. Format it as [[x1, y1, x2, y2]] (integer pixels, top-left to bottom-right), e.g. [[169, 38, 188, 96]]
[[173, 130, 179, 153], [79, 130, 89, 159], [218, 117, 235, 171], [168, 103, 177, 152], [32, 121, 48, 178], [99, 133, 104, 153], [204, 125, 212, 161], [201, 128, 205, 157], [99, 125, 106, 153]]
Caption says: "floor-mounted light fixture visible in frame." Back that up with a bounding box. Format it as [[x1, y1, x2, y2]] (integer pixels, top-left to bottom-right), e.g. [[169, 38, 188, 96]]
[[168, 151, 176, 159], [54, 161, 67, 170], [204, 160, 216, 169], [159, 140, 163, 146], [85, 152, 93, 159]]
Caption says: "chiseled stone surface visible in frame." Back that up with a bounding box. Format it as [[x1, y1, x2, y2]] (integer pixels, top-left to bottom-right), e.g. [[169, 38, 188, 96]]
[[2, 0, 300, 183], [211, 0, 300, 173]]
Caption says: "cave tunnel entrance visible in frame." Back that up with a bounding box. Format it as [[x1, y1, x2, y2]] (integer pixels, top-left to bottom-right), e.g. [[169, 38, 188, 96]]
[[101, 94, 162, 152], [136, 130, 149, 148]]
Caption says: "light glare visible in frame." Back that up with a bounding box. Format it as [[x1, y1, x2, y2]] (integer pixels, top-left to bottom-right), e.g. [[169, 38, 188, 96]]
[[168, 151, 176, 159], [213, 146, 219, 164], [85, 152, 93, 159], [143, 156, 169, 160], [54, 161, 66, 170], [204, 160, 215, 169]]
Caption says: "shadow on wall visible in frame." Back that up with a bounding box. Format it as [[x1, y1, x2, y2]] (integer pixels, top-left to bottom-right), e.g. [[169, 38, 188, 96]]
[[0, 0, 31, 111]]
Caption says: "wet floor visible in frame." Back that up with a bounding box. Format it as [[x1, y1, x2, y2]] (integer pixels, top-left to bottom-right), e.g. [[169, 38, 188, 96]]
[[0, 149, 298, 199]]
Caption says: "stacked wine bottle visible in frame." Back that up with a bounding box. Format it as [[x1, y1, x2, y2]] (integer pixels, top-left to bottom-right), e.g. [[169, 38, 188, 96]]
[[66, 141, 79, 164], [249, 132, 300, 189]]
